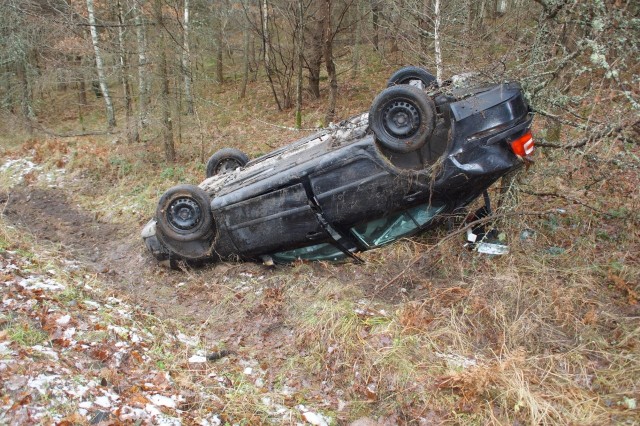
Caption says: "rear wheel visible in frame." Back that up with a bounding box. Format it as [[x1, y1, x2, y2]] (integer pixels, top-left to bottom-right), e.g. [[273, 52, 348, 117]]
[[387, 66, 437, 89], [206, 148, 249, 178], [369, 85, 436, 153], [155, 184, 213, 243]]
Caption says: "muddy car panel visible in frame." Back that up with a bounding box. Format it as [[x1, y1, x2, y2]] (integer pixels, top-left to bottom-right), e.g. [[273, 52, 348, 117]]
[[144, 80, 534, 265]]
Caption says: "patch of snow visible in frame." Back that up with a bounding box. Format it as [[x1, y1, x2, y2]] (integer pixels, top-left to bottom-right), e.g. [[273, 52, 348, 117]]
[[18, 276, 65, 291], [243, 367, 253, 375], [78, 401, 93, 409], [435, 352, 477, 369], [56, 315, 71, 326], [199, 414, 222, 426], [148, 394, 176, 408], [177, 332, 199, 347], [32, 345, 59, 360], [297, 405, 331, 426], [28, 374, 61, 395], [1, 158, 41, 183], [0, 342, 14, 358], [94, 395, 111, 408], [188, 355, 207, 363]]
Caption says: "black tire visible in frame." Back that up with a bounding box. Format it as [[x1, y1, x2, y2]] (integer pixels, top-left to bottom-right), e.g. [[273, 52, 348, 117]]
[[155, 184, 214, 242], [387, 66, 437, 89], [369, 85, 436, 153], [206, 148, 249, 178]]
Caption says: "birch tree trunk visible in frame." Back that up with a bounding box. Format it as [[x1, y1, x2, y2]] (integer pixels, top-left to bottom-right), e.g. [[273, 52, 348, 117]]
[[154, 0, 175, 162], [116, 0, 135, 142], [433, 0, 443, 85], [133, 0, 148, 128], [87, 0, 116, 129], [182, 0, 194, 114]]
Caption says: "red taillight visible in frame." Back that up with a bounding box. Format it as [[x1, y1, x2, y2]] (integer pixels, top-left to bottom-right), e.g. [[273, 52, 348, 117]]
[[510, 131, 534, 157]]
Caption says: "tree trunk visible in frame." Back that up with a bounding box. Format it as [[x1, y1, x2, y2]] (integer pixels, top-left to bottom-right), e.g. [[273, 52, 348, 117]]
[[295, 0, 304, 128], [372, 0, 381, 51], [321, 0, 337, 124], [433, 0, 443, 85], [154, 0, 175, 162], [215, 3, 224, 84], [351, 0, 362, 79], [260, 0, 281, 110], [133, 0, 148, 128], [240, 0, 250, 98], [16, 61, 34, 135], [87, 0, 116, 130], [182, 0, 194, 114], [307, 17, 323, 99], [116, 0, 135, 142]]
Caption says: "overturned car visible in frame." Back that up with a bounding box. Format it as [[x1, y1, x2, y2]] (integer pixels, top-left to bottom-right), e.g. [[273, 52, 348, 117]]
[[142, 67, 534, 267]]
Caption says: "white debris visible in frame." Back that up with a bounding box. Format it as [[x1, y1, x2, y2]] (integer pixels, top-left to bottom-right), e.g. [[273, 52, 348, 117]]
[[243, 367, 253, 375]]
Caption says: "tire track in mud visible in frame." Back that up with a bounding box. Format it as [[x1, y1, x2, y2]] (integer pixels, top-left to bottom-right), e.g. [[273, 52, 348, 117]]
[[0, 186, 285, 342]]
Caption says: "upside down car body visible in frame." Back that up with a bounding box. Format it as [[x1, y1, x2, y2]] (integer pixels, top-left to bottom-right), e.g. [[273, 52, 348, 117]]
[[142, 67, 534, 267]]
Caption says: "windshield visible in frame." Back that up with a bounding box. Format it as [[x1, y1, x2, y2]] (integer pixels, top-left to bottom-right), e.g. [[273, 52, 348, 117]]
[[351, 203, 444, 248]]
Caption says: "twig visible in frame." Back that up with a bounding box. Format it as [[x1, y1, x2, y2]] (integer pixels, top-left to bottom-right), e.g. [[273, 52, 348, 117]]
[[373, 210, 557, 297], [521, 190, 614, 218]]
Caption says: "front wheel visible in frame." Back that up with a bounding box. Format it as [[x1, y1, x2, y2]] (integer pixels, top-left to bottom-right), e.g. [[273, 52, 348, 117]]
[[206, 148, 249, 178], [368, 85, 436, 153], [155, 184, 214, 243]]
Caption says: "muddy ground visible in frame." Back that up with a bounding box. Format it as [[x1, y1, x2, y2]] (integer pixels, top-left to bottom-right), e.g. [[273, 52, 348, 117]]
[[0, 185, 423, 354]]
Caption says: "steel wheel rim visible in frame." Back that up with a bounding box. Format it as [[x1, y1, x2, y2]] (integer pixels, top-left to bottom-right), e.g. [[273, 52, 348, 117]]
[[167, 197, 201, 231], [382, 100, 420, 138]]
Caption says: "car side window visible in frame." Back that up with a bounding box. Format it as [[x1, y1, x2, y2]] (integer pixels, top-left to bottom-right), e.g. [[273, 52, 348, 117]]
[[272, 243, 346, 263], [351, 203, 444, 248]]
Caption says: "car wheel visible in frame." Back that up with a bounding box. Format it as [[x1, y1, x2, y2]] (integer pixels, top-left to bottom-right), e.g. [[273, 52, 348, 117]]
[[387, 66, 437, 89], [155, 184, 214, 242], [369, 84, 436, 153], [206, 148, 249, 178]]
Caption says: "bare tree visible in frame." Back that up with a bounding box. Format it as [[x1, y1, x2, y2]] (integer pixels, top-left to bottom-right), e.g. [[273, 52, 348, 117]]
[[154, 0, 175, 162], [116, 0, 135, 142], [321, 0, 337, 124], [295, 0, 305, 128], [133, 0, 148, 128], [86, 0, 116, 129], [433, 0, 443, 84]]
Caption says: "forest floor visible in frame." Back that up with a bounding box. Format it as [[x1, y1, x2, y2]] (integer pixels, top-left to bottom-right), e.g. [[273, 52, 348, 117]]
[[0, 67, 639, 425]]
